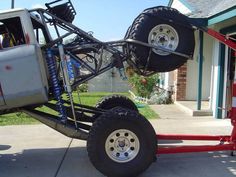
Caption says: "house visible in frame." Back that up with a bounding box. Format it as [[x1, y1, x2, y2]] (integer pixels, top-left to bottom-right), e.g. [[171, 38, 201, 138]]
[[88, 68, 130, 92], [88, 51, 130, 92], [163, 0, 236, 118]]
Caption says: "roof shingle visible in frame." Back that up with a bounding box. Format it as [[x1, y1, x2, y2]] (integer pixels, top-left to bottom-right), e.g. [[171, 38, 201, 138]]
[[176, 0, 236, 17]]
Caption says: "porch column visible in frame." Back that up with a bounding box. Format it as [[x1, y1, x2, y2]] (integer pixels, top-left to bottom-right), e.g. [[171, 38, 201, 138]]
[[197, 31, 204, 110], [11, 0, 15, 9]]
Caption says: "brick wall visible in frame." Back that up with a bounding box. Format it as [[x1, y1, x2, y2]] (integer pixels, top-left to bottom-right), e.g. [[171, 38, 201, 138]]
[[175, 63, 187, 101]]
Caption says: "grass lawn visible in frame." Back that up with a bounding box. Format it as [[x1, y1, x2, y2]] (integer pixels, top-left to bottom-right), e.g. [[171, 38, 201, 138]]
[[0, 92, 158, 126]]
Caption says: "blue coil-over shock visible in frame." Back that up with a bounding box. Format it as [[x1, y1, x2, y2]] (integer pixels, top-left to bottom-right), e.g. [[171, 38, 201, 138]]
[[66, 55, 75, 84], [66, 56, 81, 83], [58, 45, 79, 128], [46, 49, 67, 123]]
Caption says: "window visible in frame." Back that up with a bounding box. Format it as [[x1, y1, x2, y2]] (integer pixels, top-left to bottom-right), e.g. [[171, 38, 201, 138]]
[[31, 16, 50, 46], [34, 28, 46, 45], [0, 17, 25, 49]]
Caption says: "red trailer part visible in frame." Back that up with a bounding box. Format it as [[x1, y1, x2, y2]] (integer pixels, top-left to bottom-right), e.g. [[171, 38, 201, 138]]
[[156, 27, 236, 155]]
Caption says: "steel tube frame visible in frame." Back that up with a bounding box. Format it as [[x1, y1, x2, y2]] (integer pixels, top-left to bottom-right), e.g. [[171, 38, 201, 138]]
[[157, 129, 236, 154], [157, 134, 231, 141], [157, 144, 234, 154], [157, 133, 235, 154]]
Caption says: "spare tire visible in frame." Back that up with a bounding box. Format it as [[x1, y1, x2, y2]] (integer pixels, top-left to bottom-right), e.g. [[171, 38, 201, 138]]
[[127, 6, 195, 73]]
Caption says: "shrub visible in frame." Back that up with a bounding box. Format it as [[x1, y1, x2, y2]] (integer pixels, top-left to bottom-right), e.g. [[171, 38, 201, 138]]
[[128, 72, 159, 98], [77, 83, 88, 92]]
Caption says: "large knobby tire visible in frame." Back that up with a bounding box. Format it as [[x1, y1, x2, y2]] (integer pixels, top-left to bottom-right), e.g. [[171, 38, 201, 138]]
[[96, 94, 138, 111], [87, 107, 157, 177], [128, 6, 195, 72]]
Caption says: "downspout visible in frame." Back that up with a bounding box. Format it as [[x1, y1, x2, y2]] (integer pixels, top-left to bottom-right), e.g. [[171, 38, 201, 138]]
[[216, 44, 225, 118], [168, 0, 174, 7], [197, 31, 204, 110]]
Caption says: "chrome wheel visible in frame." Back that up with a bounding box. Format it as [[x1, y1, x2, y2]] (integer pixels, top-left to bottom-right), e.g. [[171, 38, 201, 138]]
[[105, 129, 140, 163], [148, 24, 179, 56]]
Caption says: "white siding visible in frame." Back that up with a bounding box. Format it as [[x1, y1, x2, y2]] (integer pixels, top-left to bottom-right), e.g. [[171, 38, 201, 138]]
[[186, 33, 213, 101], [88, 69, 129, 92], [186, 60, 198, 100]]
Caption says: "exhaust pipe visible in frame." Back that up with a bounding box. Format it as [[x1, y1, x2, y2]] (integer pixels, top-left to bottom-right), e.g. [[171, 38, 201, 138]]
[[22, 109, 88, 140]]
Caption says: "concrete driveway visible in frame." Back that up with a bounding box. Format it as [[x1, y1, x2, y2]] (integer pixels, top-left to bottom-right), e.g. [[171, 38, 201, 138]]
[[0, 104, 235, 177]]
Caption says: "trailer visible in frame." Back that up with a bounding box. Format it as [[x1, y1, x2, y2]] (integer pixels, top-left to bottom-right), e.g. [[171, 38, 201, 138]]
[[0, 1, 235, 177]]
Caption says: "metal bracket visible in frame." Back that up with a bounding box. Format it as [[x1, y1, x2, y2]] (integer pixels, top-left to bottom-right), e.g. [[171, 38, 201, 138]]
[[125, 39, 192, 59]]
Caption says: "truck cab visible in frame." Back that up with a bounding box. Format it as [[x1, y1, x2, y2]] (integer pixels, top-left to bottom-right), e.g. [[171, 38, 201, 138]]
[[0, 9, 49, 111]]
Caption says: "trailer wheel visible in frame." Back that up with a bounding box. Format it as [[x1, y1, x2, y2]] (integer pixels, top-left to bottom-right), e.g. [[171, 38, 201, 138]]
[[96, 94, 138, 111], [87, 107, 157, 177], [128, 6, 195, 72]]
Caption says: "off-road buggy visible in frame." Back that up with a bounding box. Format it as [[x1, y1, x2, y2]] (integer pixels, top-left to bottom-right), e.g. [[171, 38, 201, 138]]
[[1, 1, 235, 177]]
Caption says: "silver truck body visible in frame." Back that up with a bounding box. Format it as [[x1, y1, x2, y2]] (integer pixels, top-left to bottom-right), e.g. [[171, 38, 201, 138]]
[[0, 9, 49, 110]]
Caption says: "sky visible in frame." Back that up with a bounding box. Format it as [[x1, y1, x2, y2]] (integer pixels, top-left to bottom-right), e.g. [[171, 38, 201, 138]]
[[1, 0, 169, 41]]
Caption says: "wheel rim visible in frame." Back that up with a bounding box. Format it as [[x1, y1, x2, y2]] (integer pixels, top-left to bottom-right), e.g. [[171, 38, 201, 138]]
[[105, 129, 140, 163], [148, 24, 179, 56]]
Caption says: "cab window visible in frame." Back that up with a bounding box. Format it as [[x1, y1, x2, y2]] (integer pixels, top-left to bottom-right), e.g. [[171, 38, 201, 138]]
[[0, 17, 25, 49], [31, 16, 50, 46]]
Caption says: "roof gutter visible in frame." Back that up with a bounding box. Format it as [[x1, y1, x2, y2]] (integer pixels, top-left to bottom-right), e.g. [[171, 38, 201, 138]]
[[208, 6, 236, 26], [167, 1, 236, 27]]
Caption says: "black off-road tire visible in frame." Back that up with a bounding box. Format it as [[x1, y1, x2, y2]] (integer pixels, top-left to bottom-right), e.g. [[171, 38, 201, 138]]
[[87, 107, 157, 177], [96, 94, 138, 112], [128, 6, 195, 72]]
